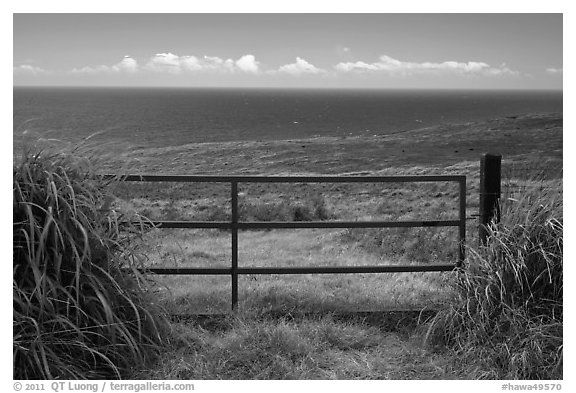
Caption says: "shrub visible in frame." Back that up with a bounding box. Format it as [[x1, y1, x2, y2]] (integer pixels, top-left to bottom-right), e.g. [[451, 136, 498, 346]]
[[340, 226, 456, 263], [239, 195, 334, 222], [424, 181, 562, 379], [13, 148, 167, 379]]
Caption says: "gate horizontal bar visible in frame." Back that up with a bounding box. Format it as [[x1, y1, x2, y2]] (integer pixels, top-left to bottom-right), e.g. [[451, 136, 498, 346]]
[[238, 265, 456, 274], [140, 219, 461, 229], [237, 220, 460, 229], [138, 267, 231, 275], [131, 264, 457, 275], [152, 221, 231, 229], [103, 174, 465, 183]]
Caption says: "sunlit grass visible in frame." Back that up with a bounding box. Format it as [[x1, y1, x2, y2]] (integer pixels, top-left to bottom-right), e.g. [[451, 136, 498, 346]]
[[134, 313, 461, 380], [425, 178, 562, 379], [13, 147, 168, 379], [135, 227, 455, 315]]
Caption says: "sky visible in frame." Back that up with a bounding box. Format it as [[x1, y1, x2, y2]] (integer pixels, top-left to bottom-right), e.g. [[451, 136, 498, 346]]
[[13, 13, 562, 89]]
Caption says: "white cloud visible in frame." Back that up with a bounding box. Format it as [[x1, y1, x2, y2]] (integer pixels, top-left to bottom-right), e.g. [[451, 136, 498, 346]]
[[145, 53, 180, 73], [546, 67, 562, 74], [71, 56, 138, 74], [71, 65, 111, 74], [335, 55, 519, 77], [335, 60, 379, 72], [115, 56, 138, 73], [180, 56, 203, 71], [143, 53, 257, 74], [278, 57, 324, 75], [13, 64, 47, 75], [70, 54, 240, 75], [60, 53, 523, 84], [235, 54, 260, 74], [201, 56, 236, 72], [336, 46, 352, 57]]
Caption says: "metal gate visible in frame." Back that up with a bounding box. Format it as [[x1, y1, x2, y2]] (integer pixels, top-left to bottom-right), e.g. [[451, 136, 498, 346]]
[[110, 174, 466, 309]]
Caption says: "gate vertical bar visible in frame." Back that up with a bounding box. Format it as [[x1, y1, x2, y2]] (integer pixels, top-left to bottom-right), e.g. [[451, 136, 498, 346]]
[[231, 181, 239, 310], [458, 177, 466, 267]]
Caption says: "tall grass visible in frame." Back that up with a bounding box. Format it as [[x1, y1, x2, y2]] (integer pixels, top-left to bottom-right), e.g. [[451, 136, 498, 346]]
[[13, 148, 167, 379], [424, 179, 562, 379]]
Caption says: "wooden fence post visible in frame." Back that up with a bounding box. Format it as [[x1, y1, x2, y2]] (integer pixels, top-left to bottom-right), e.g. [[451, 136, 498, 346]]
[[231, 181, 239, 311], [479, 153, 502, 245]]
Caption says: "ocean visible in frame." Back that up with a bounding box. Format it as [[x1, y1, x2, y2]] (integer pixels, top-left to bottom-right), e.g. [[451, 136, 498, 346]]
[[13, 87, 562, 149]]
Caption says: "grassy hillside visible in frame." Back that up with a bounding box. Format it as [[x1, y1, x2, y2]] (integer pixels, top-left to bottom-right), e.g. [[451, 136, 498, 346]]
[[95, 112, 561, 175], [104, 113, 562, 379], [100, 112, 561, 311], [15, 113, 562, 379]]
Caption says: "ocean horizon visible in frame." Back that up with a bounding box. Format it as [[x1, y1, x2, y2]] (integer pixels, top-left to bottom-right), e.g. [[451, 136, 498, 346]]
[[13, 86, 563, 150]]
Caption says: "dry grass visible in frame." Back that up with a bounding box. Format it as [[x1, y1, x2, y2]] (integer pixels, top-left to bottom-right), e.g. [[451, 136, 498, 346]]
[[134, 227, 456, 315], [135, 312, 463, 380]]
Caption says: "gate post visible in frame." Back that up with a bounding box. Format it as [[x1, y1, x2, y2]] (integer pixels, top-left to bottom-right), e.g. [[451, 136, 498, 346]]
[[231, 181, 239, 310], [479, 153, 502, 245]]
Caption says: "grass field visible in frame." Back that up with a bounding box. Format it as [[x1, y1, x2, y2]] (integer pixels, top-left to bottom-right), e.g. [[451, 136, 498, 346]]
[[16, 112, 562, 379], [103, 112, 561, 303], [101, 113, 562, 379]]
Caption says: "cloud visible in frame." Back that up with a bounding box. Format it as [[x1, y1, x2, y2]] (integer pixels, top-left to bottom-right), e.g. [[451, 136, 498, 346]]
[[58, 52, 524, 84], [142, 53, 258, 74], [144, 53, 225, 73], [336, 46, 352, 57], [179, 56, 202, 71], [13, 64, 47, 75], [115, 56, 138, 73], [335, 55, 519, 77], [66, 53, 262, 77], [278, 57, 324, 75], [235, 54, 260, 74], [145, 53, 180, 73], [201, 56, 236, 72], [71, 56, 138, 74], [546, 67, 562, 74]]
